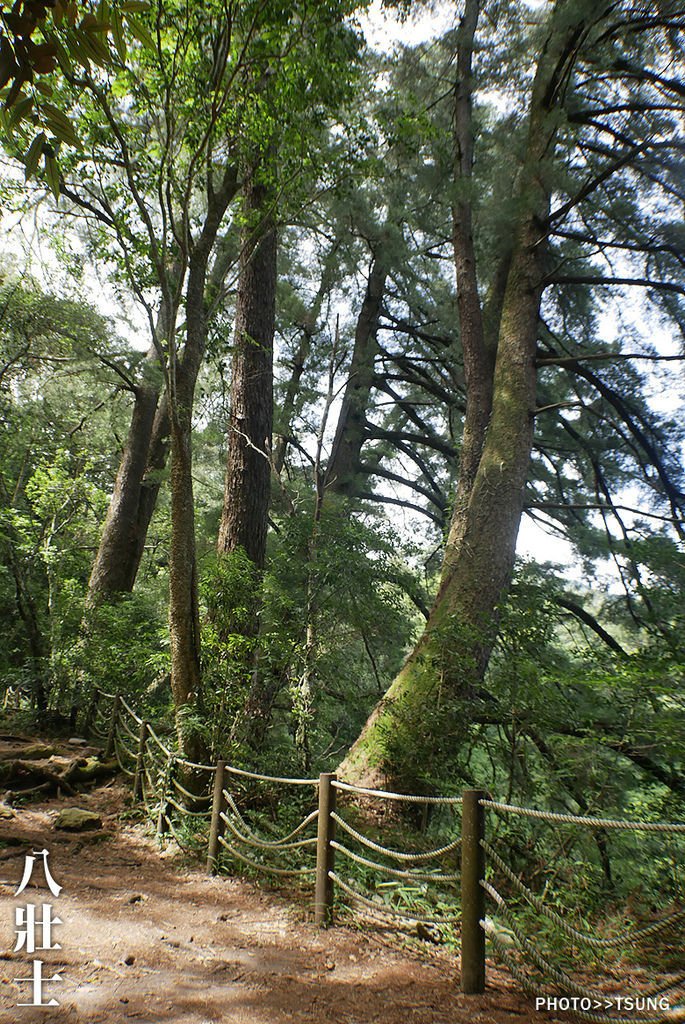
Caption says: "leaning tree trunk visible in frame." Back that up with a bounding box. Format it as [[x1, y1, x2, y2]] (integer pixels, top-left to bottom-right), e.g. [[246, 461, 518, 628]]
[[86, 339, 172, 606], [340, 0, 597, 788]]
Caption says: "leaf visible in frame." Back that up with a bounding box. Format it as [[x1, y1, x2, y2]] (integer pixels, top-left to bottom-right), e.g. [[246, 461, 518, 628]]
[[24, 130, 46, 180], [34, 78, 53, 97], [42, 101, 81, 148], [79, 14, 110, 34], [74, 28, 112, 67], [111, 7, 126, 62], [120, 1, 151, 11], [44, 151, 60, 199], [8, 94, 33, 127], [127, 16, 155, 52], [4, 12, 36, 37], [51, 37, 74, 75], [5, 75, 28, 109], [32, 52, 58, 75]]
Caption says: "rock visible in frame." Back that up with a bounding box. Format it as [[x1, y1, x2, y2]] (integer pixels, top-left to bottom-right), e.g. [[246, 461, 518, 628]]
[[0, 804, 14, 819], [68, 738, 89, 746], [54, 808, 103, 832]]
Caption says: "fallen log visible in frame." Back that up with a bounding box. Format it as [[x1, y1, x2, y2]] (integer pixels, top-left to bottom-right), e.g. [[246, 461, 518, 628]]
[[0, 752, 119, 804]]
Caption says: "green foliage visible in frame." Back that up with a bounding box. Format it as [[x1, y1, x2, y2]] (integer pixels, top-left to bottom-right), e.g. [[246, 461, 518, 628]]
[[0, 0, 154, 189], [197, 502, 419, 772]]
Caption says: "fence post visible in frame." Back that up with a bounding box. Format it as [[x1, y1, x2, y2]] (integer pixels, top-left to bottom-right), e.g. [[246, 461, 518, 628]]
[[104, 694, 121, 760], [315, 772, 337, 926], [157, 756, 175, 836], [133, 720, 149, 802], [83, 689, 100, 735], [207, 760, 226, 875], [461, 788, 486, 994]]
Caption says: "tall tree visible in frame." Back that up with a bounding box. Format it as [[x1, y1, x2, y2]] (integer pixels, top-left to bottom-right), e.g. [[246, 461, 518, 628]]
[[3, 0, 366, 756], [217, 175, 277, 570], [342, 0, 685, 786]]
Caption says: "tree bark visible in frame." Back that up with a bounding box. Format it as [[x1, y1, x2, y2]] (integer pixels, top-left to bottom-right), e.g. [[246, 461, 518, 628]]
[[217, 179, 277, 570]]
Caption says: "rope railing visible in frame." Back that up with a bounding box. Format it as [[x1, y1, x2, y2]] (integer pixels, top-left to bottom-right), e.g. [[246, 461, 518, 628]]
[[171, 775, 213, 805], [221, 794, 319, 850], [482, 839, 685, 949], [483, 927, 670, 1024], [78, 690, 684, 1019], [330, 811, 461, 862], [216, 833, 315, 877], [479, 808, 685, 1023], [332, 779, 462, 804], [330, 840, 459, 883], [480, 798, 685, 833], [329, 871, 458, 927]]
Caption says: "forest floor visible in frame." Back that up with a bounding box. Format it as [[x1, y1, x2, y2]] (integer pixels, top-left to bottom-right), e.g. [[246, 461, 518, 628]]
[[0, 732, 561, 1024]]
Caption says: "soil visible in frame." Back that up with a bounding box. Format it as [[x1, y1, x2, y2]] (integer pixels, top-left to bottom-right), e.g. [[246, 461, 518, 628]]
[[0, 735, 557, 1024]]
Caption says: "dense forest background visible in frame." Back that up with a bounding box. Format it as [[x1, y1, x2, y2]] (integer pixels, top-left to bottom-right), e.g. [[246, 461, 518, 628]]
[[0, 0, 684, 851]]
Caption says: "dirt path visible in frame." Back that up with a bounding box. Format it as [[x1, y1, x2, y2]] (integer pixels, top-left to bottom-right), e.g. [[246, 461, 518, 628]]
[[0, 770, 554, 1023]]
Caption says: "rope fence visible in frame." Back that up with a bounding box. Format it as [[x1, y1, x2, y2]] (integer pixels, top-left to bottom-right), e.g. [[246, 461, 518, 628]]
[[478, 796, 685, 1023], [73, 689, 685, 1023]]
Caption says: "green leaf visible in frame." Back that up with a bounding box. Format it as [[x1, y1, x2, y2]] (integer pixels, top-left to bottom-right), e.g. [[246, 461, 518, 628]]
[[24, 131, 46, 180], [73, 28, 111, 68], [43, 102, 81, 148], [8, 95, 33, 128], [50, 36, 74, 75], [127, 16, 155, 52], [44, 152, 60, 199], [111, 8, 127, 62]]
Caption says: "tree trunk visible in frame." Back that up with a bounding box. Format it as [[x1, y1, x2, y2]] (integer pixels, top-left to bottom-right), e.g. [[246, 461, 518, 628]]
[[215, 178, 277, 750], [168, 169, 239, 762], [86, 344, 170, 605], [340, 0, 598, 788], [273, 243, 338, 476], [325, 251, 388, 494], [217, 180, 277, 570]]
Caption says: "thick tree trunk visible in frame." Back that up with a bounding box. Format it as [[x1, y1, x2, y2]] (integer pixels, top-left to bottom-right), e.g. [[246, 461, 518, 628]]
[[325, 252, 388, 494], [217, 180, 277, 569], [341, 0, 597, 788], [215, 178, 277, 751]]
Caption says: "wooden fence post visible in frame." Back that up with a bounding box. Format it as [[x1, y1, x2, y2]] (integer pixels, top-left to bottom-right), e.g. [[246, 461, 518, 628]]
[[104, 694, 120, 760], [157, 757, 175, 836], [461, 788, 486, 994], [315, 772, 337, 926], [207, 760, 227, 875], [133, 720, 149, 802], [83, 689, 100, 735]]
